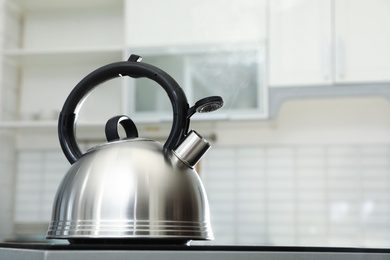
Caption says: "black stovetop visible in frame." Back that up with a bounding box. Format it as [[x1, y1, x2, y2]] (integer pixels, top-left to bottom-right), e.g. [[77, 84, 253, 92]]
[[1, 242, 390, 254]]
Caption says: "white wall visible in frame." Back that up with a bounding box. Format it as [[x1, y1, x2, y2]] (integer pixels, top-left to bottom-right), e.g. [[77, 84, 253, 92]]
[[214, 96, 390, 146], [201, 96, 390, 247], [0, 0, 17, 242]]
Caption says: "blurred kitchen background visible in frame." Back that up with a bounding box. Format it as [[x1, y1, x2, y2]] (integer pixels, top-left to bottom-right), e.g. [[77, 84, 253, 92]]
[[1, 0, 390, 248]]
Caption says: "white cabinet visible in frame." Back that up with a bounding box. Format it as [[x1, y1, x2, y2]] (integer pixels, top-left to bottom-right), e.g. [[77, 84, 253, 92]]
[[269, 0, 390, 87], [128, 45, 267, 121], [124, 0, 268, 120], [0, 0, 268, 130], [269, 0, 332, 86], [335, 0, 390, 83], [125, 0, 266, 47]]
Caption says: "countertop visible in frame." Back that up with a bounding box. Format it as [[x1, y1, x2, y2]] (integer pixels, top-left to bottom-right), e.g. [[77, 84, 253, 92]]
[[1, 243, 390, 260]]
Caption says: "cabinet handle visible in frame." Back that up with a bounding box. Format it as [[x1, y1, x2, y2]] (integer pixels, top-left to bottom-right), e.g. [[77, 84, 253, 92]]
[[321, 39, 331, 80], [337, 37, 346, 80]]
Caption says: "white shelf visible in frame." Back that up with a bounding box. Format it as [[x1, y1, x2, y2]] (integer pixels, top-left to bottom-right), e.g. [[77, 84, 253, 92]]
[[0, 121, 57, 129], [10, 0, 123, 12], [3, 46, 125, 66], [3, 46, 125, 55], [0, 120, 110, 129]]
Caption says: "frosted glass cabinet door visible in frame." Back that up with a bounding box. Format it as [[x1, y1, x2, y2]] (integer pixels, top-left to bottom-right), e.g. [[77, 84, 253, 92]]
[[334, 0, 390, 83], [269, 0, 332, 87], [129, 46, 266, 121]]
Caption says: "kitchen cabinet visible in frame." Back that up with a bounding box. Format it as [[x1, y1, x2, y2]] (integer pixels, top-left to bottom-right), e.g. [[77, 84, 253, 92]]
[[334, 0, 390, 83], [124, 0, 268, 121], [269, 0, 390, 87], [127, 45, 267, 122], [0, 0, 268, 131], [124, 0, 266, 48], [269, 0, 333, 86]]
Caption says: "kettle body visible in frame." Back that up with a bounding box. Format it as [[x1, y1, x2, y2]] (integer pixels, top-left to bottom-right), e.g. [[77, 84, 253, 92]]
[[47, 138, 213, 242]]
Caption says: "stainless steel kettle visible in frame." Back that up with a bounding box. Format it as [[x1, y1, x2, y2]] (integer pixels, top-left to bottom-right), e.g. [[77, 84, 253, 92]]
[[46, 55, 223, 244]]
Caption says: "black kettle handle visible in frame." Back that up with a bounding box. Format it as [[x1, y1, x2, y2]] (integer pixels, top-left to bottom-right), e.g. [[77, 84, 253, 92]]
[[59, 55, 189, 164]]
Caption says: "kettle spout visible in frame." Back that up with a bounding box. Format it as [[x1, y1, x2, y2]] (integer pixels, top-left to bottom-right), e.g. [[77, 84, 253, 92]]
[[173, 130, 211, 168]]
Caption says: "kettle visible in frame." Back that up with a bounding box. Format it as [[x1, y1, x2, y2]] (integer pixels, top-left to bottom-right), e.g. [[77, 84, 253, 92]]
[[46, 55, 223, 244]]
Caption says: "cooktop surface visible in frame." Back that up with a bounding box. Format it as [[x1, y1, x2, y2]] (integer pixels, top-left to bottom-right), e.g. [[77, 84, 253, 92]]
[[2, 242, 390, 260], [1, 242, 390, 253]]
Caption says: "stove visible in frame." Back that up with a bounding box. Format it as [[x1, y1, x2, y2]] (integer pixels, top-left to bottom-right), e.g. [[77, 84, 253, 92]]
[[1, 243, 390, 260]]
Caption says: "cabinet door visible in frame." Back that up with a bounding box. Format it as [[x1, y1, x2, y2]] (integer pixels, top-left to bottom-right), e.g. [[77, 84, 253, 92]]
[[269, 0, 332, 87], [125, 0, 266, 47], [335, 0, 390, 83], [128, 46, 266, 121]]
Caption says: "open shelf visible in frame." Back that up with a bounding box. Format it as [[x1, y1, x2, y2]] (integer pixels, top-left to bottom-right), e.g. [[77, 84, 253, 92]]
[[9, 0, 123, 12], [3, 46, 125, 66]]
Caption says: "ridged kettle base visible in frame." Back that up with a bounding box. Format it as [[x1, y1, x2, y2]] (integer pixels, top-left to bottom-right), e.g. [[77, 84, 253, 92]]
[[67, 238, 191, 245], [46, 220, 213, 241]]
